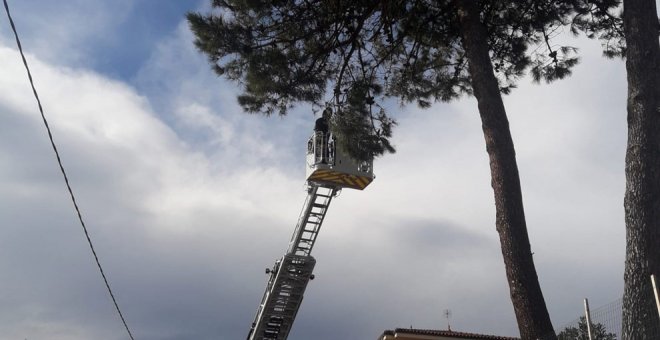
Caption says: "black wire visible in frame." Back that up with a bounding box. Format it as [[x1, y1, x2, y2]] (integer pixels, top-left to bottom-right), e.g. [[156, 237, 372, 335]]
[[3, 1, 136, 339]]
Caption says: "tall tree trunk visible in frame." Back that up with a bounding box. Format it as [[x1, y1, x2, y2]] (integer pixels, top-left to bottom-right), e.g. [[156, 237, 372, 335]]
[[457, 2, 556, 339], [621, 0, 660, 338]]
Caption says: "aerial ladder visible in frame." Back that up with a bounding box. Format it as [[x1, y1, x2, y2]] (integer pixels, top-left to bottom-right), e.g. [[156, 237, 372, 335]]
[[246, 123, 374, 340]]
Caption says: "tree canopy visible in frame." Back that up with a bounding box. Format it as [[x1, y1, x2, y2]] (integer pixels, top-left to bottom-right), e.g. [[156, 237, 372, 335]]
[[188, 0, 585, 161]]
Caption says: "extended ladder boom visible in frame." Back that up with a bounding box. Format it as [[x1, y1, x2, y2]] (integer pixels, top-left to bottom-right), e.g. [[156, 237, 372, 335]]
[[247, 185, 336, 340], [246, 128, 374, 340]]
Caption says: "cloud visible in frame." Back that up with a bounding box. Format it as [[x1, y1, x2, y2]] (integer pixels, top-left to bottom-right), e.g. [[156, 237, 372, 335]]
[[0, 0, 135, 67], [0, 7, 631, 340], [0, 41, 302, 339]]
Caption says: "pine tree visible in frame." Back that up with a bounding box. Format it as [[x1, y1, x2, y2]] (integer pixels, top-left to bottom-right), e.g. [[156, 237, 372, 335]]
[[187, 1, 609, 338], [569, 1, 660, 337]]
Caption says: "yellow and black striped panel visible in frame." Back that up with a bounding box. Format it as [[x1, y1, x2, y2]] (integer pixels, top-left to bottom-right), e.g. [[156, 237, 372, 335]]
[[307, 169, 373, 190]]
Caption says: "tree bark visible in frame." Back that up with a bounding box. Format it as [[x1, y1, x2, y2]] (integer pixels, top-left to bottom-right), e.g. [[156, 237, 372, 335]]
[[621, 0, 660, 338], [457, 1, 556, 339]]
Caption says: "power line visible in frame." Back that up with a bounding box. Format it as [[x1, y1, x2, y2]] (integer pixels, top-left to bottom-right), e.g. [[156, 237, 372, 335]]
[[2, 1, 135, 339]]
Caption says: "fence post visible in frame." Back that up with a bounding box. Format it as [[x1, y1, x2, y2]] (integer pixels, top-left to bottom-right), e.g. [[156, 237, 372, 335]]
[[584, 298, 594, 340], [652, 274, 660, 323]]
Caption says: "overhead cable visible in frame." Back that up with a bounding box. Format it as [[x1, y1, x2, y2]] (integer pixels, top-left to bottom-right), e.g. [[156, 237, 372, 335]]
[[2, 1, 136, 339]]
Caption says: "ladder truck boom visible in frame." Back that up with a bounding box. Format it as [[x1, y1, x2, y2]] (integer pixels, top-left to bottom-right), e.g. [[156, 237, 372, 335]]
[[247, 122, 374, 340]]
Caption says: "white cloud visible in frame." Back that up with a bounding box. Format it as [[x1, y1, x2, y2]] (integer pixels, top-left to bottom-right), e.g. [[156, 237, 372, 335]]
[[0, 41, 304, 339], [0, 8, 632, 340], [0, 0, 134, 67]]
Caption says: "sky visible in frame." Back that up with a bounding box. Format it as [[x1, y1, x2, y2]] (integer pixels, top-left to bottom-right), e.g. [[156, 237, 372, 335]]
[[0, 1, 638, 339]]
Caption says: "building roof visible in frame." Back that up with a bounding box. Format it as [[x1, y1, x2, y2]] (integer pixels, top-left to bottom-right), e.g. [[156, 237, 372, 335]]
[[380, 328, 520, 340]]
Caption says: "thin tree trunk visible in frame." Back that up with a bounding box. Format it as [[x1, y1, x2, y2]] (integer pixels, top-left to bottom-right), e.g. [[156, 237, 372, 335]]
[[621, 0, 660, 338], [457, 1, 555, 339]]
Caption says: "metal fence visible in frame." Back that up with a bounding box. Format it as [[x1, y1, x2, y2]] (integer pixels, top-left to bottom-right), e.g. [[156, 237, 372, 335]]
[[553, 298, 622, 340], [538, 276, 660, 340]]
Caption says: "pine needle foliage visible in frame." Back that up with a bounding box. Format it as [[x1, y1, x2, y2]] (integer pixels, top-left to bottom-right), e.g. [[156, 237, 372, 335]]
[[187, 0, 599, 161]]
